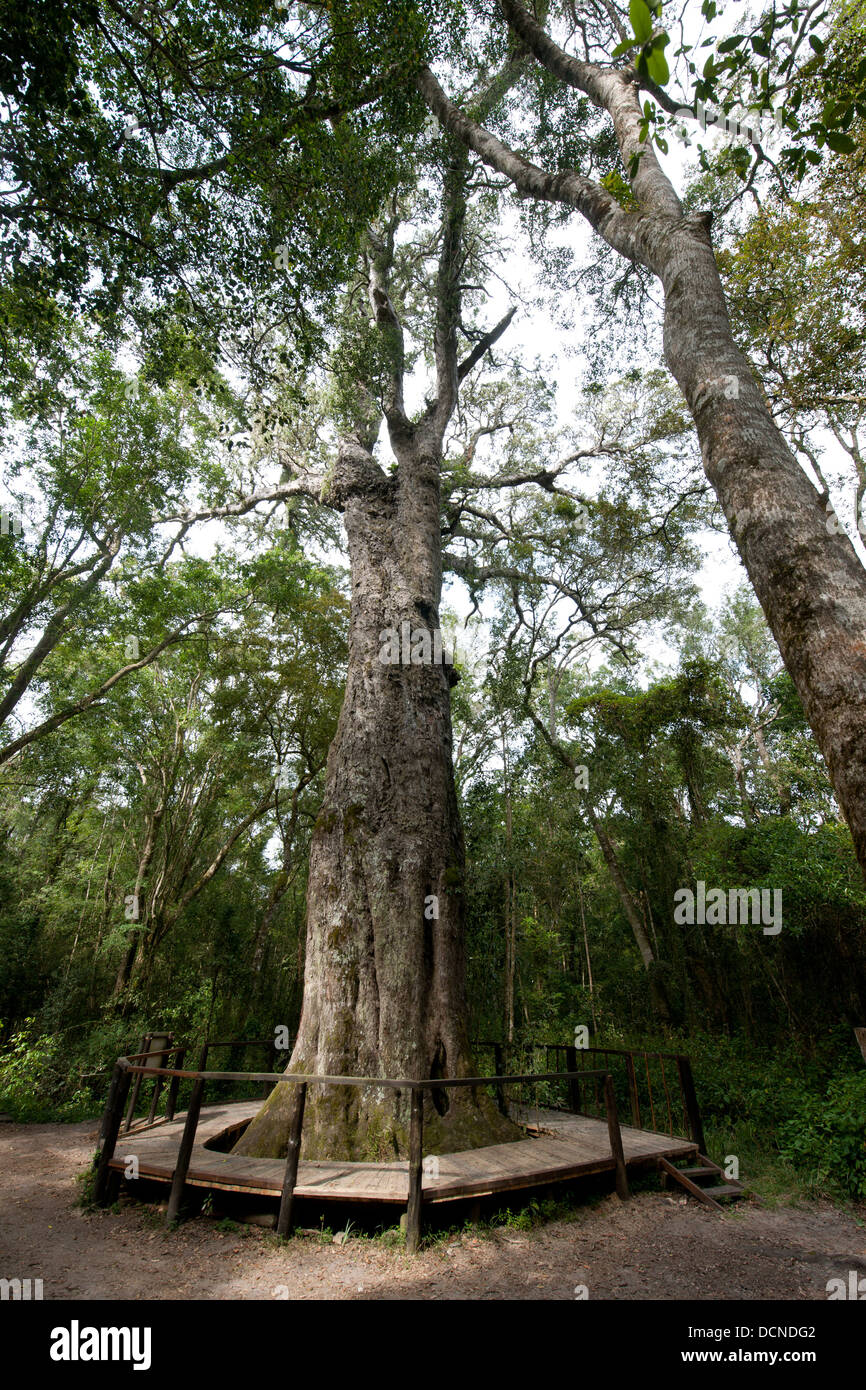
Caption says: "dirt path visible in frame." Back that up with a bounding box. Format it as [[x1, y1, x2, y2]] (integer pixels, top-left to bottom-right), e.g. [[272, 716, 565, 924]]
[[1, 1119, 864, 1301]]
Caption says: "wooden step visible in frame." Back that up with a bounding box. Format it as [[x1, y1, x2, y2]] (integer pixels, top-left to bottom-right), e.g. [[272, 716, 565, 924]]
[[657, 1155, 745, 1210]]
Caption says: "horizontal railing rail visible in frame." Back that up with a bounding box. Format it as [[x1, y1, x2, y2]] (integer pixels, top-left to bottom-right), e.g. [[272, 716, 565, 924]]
[[195, 1036, 292, 1101], [117, 1037, 295, 1134], [472, 1041, 705, 1153], [94, 1058, 630, 1252]]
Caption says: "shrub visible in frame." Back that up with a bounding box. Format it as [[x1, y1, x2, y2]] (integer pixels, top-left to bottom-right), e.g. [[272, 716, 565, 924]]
[[0, 1020, 94, 1121], [778, 1071, 866, 1200]]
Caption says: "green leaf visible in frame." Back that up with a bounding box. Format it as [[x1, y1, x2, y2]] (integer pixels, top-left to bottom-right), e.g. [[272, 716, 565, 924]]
[[646, 44, 670, 85], [629, 0, 653, 45], [822, 99, 842, 126], [718, 35, 746, 54], [825, 131, 857, 154]]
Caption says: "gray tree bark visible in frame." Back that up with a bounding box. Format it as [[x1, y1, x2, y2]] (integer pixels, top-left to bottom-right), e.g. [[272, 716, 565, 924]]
[[236, 442, 517, 1159]]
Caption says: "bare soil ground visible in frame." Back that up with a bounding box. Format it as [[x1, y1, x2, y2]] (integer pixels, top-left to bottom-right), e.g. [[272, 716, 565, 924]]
[[1, 1118, 864, 1301]]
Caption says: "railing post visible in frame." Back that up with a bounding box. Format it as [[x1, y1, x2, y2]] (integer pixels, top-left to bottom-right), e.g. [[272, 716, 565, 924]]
[[96, 1060, 121, 1149], [604, 1073, 629, 1200], [405, 1087, 424, 1254], [166, 1078, 206, 1224], [123, 1033, 150, 1132], [624, 1052, 640, 1129], [276, 1081, 307, 1238], [493, 1043, 507, 1115], [165, 1047, 185, 1122], [676, 1055, 706, 1154], [147, 1064, 165, 1126], [94, 1062, 133, 1206], [566, 1045, 581, 1113]]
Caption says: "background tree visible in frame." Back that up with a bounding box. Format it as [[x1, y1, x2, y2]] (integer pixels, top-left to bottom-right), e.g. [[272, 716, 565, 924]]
[[416, 0, 866, 882]]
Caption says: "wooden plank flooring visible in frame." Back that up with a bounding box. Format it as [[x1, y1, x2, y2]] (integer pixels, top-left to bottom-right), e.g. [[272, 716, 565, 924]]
[[109, 1100, 697, 1205]]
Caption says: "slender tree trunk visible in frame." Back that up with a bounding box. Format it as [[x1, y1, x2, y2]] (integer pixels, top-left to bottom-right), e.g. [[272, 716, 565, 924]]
[[729, 738, 758, 823], [654, 217, 866, 865], [753, 723, 792, 815], [236, 446, 518, 1159], [112, 803, 164, 1000], [503, 869, 515, 1043], [249, 774, 315, 995], [577, 876, 598, 1032], [588, 807, 673, 1025], [64, 812, 110, 984], [249, 868, 294, 989], [501, 728, 517, 1043]]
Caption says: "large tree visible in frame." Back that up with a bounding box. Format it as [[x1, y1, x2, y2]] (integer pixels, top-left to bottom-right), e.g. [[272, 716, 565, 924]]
[[235, 136, 530, 1158], [7, 0, 866, 1161]]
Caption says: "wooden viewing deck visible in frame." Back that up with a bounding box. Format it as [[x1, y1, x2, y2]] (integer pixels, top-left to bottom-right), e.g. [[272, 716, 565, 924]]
[[93, 1042, 711, 1247], [106, 1098, 698, 1206]]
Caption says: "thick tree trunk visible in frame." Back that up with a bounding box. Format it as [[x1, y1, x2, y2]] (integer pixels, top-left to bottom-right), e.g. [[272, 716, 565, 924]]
[[236, 446, 518, 1160], [655, 214, 866, 870]]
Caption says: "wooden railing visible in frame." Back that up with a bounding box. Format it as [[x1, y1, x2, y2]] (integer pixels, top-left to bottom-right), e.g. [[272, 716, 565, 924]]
[[115, 1036, 294, 1135], [195, 1037, 289, 1100], [474, 1041, 706, 1154], [114, 1033, 706, 1156], [121, 1042, 186, 1133], [94, 1058, 629, 1252]]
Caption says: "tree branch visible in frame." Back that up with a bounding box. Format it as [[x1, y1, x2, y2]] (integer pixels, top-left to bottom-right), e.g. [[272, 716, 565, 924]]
[[457, 305, 517, 382], [416, 66, 646, 266], [498, 0, 683, 218]]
